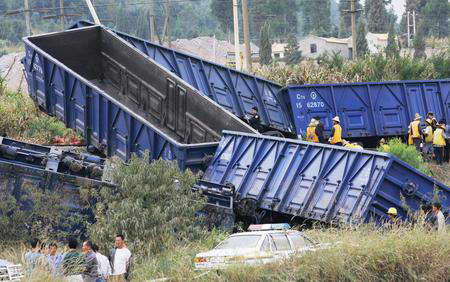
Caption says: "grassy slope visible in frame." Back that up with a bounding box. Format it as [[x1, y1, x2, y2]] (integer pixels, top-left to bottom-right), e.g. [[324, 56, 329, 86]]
[[0, 82, 77, 143], [2, 225, 448, 281]]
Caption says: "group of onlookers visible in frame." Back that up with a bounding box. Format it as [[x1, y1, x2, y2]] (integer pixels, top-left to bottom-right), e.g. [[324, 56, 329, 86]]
[[24, 234, 132, 281]]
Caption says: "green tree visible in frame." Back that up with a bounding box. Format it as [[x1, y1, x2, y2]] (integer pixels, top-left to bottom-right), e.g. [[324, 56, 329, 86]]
[[339, 0, 363, 38], [87, 158, 206, 257], [259, 22, 272, 65], [421, 0, 449, 38], [385, 23, 399, 58], [210, 0, 233, 36], [338, 18, 347, 38], [356, 22, 369, 57], [300, 0, 332, 36], [251, 0, 298, 39], [284, 34, 302, 65], [413, 22, 427, 58], [368, 0, 391, 33], [365, 0, 372, 21], [0, 184, 87, 242]]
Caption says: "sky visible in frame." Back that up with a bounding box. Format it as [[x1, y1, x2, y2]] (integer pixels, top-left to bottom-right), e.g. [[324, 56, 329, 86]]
[[389, 0, 406, 18]]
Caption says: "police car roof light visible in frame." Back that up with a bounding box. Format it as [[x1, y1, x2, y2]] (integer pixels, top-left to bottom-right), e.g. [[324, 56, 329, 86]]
[[248, 223, 291, 231]]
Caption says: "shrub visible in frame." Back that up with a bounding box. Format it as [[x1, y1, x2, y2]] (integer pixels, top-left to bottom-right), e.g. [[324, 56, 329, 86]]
[[378, 138, 430, 174], [85, 157, 208, 259], [0, 183, 86, 243], [254, 51, 447, 86], [0, 88, 77, 143]]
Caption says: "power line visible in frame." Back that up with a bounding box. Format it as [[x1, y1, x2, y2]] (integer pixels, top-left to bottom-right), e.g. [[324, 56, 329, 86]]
[[4, 0, 321, 16], [4, 0, 205, 16]]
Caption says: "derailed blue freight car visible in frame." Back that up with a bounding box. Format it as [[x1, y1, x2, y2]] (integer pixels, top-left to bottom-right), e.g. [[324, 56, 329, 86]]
[[0, 137, 109, 210], [280, 80, 450, 142], [196, 131, 450, 225], [70, 21, 294, 136], [23, 26, 256, 171]]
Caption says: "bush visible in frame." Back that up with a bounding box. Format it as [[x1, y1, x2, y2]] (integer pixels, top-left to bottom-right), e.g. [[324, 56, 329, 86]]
[[0, 88, 77, 143], [85, 157, 208, 259], [254, 51, 448, 86], [0, 184, 86, 243], [378, 138, 430, 174]]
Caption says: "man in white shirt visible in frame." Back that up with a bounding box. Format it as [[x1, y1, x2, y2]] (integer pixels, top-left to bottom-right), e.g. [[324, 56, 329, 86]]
[[432, 202, 446, 234], [109, 234, 132, 281], [92, 243, 111, 282]]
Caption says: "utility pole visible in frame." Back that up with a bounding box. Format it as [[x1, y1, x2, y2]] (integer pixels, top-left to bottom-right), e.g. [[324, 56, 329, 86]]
[[213, 34, 217, 63], [24, 0, 32, 36], [241, 0, 252, 72], [149, 0, 157, 42], [407, 10, 410, 47], [232, 0, 241, 70], [60, 0, 65, 30], [85, 0, 101, 25], [343, 0, 361, 60], [162, 0, 171, 46], [406, 10, 417, 47], [350, 0, 357, 59]]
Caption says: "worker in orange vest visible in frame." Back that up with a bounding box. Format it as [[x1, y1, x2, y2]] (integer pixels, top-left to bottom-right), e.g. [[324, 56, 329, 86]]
[[329, 116, 343, 146], [408, 113, 423, 151], [306, 119, 319, 143]]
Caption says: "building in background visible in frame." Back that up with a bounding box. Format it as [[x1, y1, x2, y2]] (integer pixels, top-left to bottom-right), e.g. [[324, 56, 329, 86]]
[[272, 42, 288, 59], [365, 33, 389, 54], [296, 35, 350, 59], [171, 36, 259, 66], [271, 33, 390, 61]]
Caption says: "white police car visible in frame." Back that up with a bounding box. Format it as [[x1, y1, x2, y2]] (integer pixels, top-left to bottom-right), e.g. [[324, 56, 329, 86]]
[[0, 260, 23, 281], [194, 223, 324, 270]]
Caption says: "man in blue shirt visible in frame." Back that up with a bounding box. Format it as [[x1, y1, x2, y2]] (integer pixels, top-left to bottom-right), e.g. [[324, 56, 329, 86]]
[[47, 242, 63, 277], [24, 238, 43, 270]]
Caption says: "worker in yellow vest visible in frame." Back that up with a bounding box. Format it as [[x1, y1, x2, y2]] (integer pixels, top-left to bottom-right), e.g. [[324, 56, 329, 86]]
[[305, 119, 319, 143], [423, 119, 434, 159], [426, 112, 438, 130], [343, 140, 363, 150], [379, 138, 390, 152], [433, 122, 447, 165], [329, 116, 343, 146], [408, 113, 423, 151]]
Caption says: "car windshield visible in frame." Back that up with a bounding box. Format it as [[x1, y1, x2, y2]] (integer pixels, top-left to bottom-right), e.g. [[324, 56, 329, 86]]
[[214, 235, 262, 250]]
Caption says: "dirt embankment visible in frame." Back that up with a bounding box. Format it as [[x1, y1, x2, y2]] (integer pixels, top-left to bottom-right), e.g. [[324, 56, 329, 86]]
[[0, 52, 27, 94]]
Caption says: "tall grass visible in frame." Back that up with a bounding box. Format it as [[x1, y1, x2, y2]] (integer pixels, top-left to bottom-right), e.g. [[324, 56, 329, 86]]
[[4, 224, 447, 281], [1, 157, 448, 281], [255, 50, 450, 86], [0, 83, 77, 143], [197, 224, 449, 282]]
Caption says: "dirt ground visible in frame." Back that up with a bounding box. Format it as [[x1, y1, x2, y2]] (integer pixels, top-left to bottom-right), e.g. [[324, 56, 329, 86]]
[[0, 52, 27, 94]]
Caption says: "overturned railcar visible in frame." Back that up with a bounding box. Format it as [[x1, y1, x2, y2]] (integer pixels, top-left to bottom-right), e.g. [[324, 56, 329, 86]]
[[23, 26, 256, 170], [196, 131, 450, 225], [70, 21, 294, 136]]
